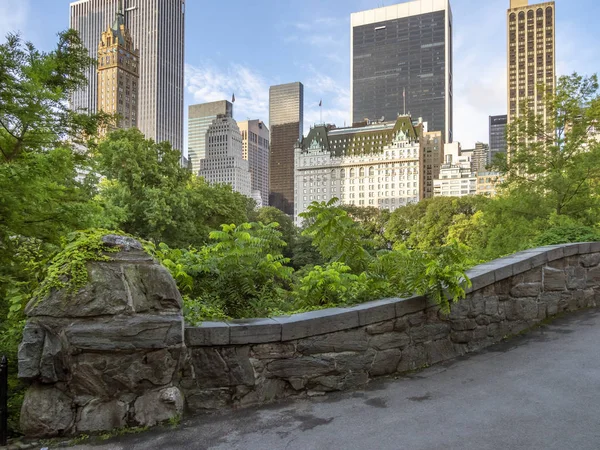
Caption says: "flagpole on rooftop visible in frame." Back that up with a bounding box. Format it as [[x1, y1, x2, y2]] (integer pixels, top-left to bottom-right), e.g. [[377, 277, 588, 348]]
[[320, 99, 324, 124]]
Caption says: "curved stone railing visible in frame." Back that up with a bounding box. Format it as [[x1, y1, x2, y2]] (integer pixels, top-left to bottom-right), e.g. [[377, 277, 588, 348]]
[[181, 242, 600, 411], [17, 241, 600, 437]]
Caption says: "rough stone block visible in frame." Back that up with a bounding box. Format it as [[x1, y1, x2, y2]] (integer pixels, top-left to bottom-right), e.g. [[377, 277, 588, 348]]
[[450, 330, 473, 344], [396, 345, 427, 373], [424, 339, 457, 365], [18, 323, 45, 380], [410, 323, 451, 344], [66, 315, 184, 351], [311, 371, 369, 392], [77, 399, 127, 433], [395, 296, 427, 318], [484, 296, 500, 317], [448, 298, 470, 319], [577, 242, 592, 254], [134, 387, 184, 427], [185, 323, 229, 347], [185, 388, 231, 412], [191, 347, 254, 388], [297, 328, 368, 355], [582, 253, 600, 268], [544, 246, 565, 262], [251, 343, 295, 360], [566, 267, 587, 290], [331, 350, 376, 373], [590, 243, 600, 253], [510, 283, 542, 298], [273, 309, 359, 341], [562, 244, 580, 257], [543, 267, 566, 292], [266, 356, 336, 378], [451, 319, 478, 331], [70, 349, 178, 397], [20, 386, 74, 437], [370, 349, 402, 377], [406, 311, 426, 327], [365, 321, 394, 335], [368, 332, 411, 351], [229, 318, 281, 345], [465, 269, 495, 292], [506, 298, 538, 321], [350, 298, 398, 326]]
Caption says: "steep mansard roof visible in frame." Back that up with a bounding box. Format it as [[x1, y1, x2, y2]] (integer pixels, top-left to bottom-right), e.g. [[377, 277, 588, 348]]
[[298, 116, 422, 157]]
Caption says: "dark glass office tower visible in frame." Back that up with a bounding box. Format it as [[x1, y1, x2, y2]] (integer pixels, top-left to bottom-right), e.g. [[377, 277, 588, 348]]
[[351, 0, 453, 143], [269, 82, 304, 215], [489, 114, 508, 162]]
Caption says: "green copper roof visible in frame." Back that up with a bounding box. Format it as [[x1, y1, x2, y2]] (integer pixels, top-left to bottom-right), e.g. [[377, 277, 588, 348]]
[[298, 116, 422, 157]]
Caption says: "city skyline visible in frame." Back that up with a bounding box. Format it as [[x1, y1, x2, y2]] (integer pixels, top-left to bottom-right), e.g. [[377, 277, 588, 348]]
[[69, 0, 185, 151], [1, 0, 598, 150]]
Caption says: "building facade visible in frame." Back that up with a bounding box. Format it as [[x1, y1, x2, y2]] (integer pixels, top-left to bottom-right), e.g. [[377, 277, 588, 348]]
[[188, 101, 233, 175], [351, 0, 453, 142], [198, 116, 252, 198], [507, 0, 555, 124], [269, 82, 304, 215], [70, 0, 185, 150], [476, 172, 504, 197], [97, 6, 139, 130], [489, 114, 508, 163], [294, 116, 424, 225], [239, 120, 270, 207], [434, 142, 477, 197], [422, 130, 444, 199]]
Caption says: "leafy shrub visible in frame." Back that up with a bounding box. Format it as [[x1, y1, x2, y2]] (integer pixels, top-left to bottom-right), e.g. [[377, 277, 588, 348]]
[[533, 225, 600, 246]]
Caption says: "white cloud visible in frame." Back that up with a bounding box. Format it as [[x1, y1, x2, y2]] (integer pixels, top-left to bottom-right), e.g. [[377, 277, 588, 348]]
[[185, 62, 270, 122], [0, 0, 29, 38], [302, 67, 351, 133]]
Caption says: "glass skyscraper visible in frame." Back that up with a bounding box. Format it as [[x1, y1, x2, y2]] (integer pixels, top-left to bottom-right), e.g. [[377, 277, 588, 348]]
[[489, 115, 508, 163], [269, 82, 304, 215], [351, 0, 453, 143]]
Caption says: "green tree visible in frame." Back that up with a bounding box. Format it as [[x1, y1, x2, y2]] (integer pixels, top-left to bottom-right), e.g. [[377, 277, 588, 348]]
[[385, 196, 490, 251], [0, 30, 109, 435], [255, 206, 297, 257], [341, 205, 391, 249], [502, 73, 600, 224], [93, 128, 254, 247]]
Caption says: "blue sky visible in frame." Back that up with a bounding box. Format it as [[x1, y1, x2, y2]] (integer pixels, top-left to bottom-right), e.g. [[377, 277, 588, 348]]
[[1, 0, 600, 149]]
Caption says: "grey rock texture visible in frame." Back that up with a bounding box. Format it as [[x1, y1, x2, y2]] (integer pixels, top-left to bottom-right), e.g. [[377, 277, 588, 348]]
[[18, 235, 185, 437], [181, 245, 600, 413], [18, 242, 600, 439]]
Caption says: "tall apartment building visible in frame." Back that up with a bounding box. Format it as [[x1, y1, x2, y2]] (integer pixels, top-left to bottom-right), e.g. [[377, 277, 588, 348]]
[[269, 82, 304, 215], [422, 130, 443, 199], [294, 116, 424, 225], [70, 0, 185, 150], [188, 101, 233, 175], [239, 120, 270, 207], [97, 6, 139, 130], [198, 116, 252, 198], [470, 142, 490, 174], [507, 0, 555, 124], [351, 0, 453, 142], [434, 142, 477, 197], [489, 114, 508, 162]]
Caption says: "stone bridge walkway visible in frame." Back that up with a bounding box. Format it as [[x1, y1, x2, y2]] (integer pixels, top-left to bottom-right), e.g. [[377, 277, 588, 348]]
[[65, 309, 600, 450]]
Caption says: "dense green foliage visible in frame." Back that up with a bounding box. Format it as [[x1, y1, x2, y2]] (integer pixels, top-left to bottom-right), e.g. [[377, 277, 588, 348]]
[[2, 27, 600, 436]]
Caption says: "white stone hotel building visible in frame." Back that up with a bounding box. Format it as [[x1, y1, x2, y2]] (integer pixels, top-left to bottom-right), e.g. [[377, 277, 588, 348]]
[[294, 116, 426, 225]]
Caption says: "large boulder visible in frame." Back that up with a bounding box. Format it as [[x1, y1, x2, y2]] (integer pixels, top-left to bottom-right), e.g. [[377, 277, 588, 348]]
[[18, 234, 186, 437]]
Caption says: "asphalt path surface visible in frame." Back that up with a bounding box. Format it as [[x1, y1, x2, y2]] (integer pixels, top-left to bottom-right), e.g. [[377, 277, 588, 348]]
[[62, 309, 600, 450]]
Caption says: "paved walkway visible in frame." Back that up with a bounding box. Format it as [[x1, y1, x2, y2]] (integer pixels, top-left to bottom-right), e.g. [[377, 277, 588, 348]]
[[64, 309, 600, 450]]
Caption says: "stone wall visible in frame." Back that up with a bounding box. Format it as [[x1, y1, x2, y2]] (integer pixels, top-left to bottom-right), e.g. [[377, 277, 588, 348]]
[[18, 236, 185, 437], [17, 240, 600, 437], [180, 243, 600, 411]]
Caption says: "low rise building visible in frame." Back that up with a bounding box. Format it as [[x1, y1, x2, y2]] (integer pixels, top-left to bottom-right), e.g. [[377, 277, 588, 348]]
[[434, 142, 477, 197], [294, 115, 425, 225], [476, 172, 504, 197]]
